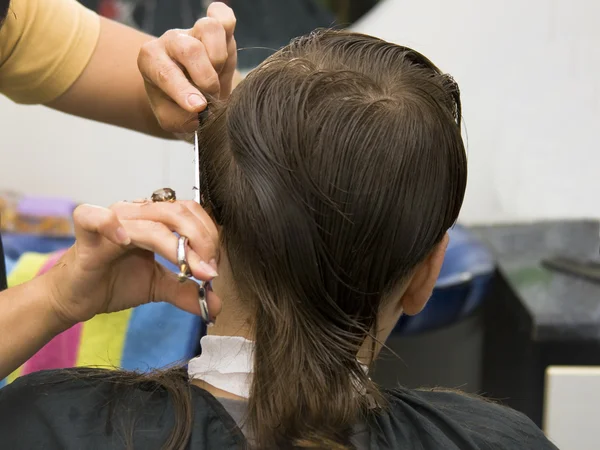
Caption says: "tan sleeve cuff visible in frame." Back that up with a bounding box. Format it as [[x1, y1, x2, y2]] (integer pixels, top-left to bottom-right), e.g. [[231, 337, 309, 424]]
[[0, 0, 101, 104]]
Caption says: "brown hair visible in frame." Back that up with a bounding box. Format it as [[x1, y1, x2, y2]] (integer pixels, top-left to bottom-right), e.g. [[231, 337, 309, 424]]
[[197, 29, 466, 448], [76, 29, 466, 450]]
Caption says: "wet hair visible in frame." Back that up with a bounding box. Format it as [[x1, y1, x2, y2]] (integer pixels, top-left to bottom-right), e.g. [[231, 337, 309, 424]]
[[0, 0, 10, 28], [73, 29, 467, 450], [197, 29, 466, 448]]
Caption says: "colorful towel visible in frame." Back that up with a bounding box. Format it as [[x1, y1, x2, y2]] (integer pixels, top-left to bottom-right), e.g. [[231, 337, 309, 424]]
[[1, 245, 203, 388]]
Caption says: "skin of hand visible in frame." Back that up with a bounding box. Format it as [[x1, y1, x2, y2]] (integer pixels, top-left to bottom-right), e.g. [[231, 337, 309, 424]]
[[48, 2, 239, 137], [46, 201, 223, 328], [137, 2, 238, 134]]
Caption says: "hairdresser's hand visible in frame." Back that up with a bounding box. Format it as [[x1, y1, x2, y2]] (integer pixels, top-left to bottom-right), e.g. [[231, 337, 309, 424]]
[[138, 2, 238, 133], [47, 202, 222, 327]]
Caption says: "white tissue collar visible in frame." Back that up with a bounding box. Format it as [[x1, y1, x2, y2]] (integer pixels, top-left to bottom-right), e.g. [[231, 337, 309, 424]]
[[188, 335, 254, 399]]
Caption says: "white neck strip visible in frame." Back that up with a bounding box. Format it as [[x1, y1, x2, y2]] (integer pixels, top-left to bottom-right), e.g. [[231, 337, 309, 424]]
[[188, 335, 255, 399]]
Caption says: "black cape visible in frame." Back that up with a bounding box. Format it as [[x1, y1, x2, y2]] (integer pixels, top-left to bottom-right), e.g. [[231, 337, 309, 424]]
[[0, 369, 558, 449]]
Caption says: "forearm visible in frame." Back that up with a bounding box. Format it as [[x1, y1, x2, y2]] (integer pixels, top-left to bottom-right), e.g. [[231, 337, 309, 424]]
[[0, 273, 70, 380], [47, 17, 174, 139]]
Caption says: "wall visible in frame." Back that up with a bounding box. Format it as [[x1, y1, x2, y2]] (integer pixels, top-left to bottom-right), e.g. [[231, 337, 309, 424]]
[[0, 99, 194, 205], [1, 0, 599, 224], [353, 0, 600, 224]]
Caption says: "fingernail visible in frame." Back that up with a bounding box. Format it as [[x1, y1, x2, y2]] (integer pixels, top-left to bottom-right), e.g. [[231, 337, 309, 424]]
[[188, 93, 206, 109], [199, 260, 218, 278], [209, 259, 218, 273], [116, 227, 130, 245]]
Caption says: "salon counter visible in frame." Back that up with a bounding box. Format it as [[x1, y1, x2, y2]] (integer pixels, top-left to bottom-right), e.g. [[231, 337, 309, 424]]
[[471, 220, 600, 428]]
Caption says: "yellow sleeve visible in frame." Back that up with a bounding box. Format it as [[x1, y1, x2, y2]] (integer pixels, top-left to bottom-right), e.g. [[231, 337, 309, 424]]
[[0, 0, 101, 104]]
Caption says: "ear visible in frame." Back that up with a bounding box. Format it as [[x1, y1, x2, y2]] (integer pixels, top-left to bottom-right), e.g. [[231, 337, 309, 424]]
[[401, 233, 449, 316]]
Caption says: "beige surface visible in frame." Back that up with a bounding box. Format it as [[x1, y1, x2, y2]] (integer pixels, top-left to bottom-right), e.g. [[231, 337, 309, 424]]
[[544, 366, 600, 450]]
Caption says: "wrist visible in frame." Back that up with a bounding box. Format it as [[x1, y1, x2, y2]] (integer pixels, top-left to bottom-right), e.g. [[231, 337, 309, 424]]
[[18, 270, 76, 339], [39, 261, 81, 333]]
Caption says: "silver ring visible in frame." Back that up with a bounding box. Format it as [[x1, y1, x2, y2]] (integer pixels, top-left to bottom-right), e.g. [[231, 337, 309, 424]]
[[198, 282, 213, 326], [177, 236, 192, 281]]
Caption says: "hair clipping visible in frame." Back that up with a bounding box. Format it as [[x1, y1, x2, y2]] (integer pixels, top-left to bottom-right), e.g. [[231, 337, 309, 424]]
[[199, 107, 210, 125]]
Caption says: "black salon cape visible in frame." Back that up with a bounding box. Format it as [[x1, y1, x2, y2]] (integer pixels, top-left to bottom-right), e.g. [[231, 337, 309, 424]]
[[0, 369, 557, 449]]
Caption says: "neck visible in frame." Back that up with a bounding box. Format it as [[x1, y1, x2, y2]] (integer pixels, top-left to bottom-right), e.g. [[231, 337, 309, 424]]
[[191, 378, 246, 401], [206, 288, 254, 339], [191, 287, 402, 399], [202, 302, 396, 370], [206, 313, 253, 339]]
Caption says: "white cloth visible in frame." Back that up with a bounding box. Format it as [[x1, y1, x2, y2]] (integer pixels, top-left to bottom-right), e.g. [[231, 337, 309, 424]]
[[188, 335, 255, 399]]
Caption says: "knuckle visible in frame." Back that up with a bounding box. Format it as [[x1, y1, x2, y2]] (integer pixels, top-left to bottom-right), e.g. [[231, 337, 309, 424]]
[[163, 28, 180, 40], [178, 40, 203, 61], [226, 14, 237, 32], [193, 17, 221, 39], [180, 200, 202, 213], [172, 202, 192, 219], [137, 41, 153, 62], [156, 64, 178, 86], [108, 201, 126, 212], [202, 72, 220, 94], [197, 16, 222, 32], [97, 211, 117, 232], [192, 231, 213, 255], [212, 51, 228, 69]]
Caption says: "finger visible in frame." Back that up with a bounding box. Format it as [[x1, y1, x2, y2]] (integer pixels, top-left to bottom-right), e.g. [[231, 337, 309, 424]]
[[138, 37, 207, 112], [111, 201, 218, 264], [73, 204, 130, 247], [190, 17, 228, 74], [152, 265, 201, 315], [147, 84, 199, 133], [220, 36, 238, 98], [206, 2, 236, 41], [206, 2, 237, 98], [121, 219, 218, 280], [163, 33, 221, 97], [152, 265, 223, 318], [179, 200, 219, 239]]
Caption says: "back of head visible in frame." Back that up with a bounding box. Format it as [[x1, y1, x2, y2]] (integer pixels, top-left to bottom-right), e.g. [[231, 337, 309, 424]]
[[200, 29, 467, 449]]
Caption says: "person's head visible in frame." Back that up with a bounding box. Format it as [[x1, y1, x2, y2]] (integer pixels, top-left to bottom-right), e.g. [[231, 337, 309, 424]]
[[0, 0, 10, 28], [199, 29, 467, 448]]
